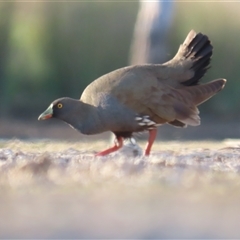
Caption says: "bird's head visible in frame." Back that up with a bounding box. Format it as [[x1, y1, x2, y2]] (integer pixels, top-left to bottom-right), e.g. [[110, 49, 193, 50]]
[[38, 97, 80, 121]]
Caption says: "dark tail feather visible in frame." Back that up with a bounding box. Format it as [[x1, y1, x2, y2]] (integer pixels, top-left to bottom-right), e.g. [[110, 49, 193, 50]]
[[175, 30, 213, 86]]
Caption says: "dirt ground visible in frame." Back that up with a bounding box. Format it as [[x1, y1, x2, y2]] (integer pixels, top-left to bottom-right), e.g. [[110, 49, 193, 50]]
[[1, 139, 240, 238]]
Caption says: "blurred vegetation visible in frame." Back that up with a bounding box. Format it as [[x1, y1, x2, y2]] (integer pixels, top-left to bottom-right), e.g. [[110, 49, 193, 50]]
[[0, 2, 239, 121]]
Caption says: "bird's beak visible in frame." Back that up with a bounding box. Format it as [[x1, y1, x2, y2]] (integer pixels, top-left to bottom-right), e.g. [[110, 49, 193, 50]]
[[38, 105, 53, 120]]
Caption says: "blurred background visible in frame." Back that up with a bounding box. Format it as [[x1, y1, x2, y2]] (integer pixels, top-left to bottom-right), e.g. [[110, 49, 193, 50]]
[[0, 1, 239, 140]]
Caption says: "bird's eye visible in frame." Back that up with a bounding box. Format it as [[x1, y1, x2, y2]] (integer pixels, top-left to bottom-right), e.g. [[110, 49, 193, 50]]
[[57, 103, 63, 109]]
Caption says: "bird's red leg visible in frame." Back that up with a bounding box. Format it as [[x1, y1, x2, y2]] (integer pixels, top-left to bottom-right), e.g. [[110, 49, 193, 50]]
[[145, 129, 157, 156], [95, 137, 124, 156]]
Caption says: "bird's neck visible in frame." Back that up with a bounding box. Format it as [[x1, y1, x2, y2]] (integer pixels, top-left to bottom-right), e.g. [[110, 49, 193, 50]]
[[63, 101, 104, 135]]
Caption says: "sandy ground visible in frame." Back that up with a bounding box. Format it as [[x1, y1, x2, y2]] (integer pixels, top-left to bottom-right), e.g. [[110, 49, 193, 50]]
[[1, 139, 240, 238]]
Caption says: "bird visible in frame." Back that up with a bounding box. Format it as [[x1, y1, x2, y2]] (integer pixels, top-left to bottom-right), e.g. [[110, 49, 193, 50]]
[[38, 30, 226, 156]]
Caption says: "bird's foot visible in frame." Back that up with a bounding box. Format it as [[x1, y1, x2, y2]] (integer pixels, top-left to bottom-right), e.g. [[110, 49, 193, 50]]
[[95, 137, 123, 156]]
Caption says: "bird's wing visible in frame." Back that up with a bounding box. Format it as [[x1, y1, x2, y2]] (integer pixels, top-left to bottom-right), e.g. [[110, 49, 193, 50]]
[[113, 77, 226, 127]]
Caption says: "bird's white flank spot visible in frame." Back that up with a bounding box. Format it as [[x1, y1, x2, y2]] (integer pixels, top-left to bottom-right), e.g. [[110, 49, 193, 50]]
[[143, 119, 151, 123], [136, 114, 157, 128], [147, 121, 155, 126]]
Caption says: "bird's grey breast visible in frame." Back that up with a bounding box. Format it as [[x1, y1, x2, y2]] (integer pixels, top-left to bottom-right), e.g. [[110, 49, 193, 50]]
[[96, 92, 141, 132]]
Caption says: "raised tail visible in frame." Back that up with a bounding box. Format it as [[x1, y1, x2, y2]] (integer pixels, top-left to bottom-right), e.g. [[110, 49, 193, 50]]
[[167, 30, 213, 87]]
